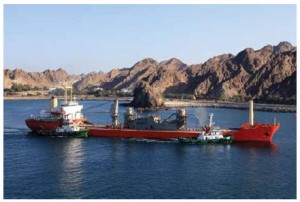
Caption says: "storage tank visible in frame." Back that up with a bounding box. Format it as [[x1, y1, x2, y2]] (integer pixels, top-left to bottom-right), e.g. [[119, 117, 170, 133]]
[[178, 109, 186, 117], [124, 107, 135, 128], [111, 100, 119, 127], [127, 107, 134, 116], [176, 108, 187, 130]]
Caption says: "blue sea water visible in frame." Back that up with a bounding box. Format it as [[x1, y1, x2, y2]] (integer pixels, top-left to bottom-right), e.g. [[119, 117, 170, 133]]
[[4, 100, 296, 199]]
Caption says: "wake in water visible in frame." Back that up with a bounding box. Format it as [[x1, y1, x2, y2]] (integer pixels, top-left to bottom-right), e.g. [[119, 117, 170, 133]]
[[4, 126, 31, 135], [122, 138, 178, 144]]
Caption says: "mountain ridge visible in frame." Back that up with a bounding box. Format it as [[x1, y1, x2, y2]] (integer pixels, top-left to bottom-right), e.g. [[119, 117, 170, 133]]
[[4, 41, 296, 102]]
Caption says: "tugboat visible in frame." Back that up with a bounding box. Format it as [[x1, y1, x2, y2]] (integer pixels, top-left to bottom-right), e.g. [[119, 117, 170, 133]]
[[25, 85, 87, 132], [54, 120, 88, 138], [178, 113, 233, 144], [36, 120, 88, 138]]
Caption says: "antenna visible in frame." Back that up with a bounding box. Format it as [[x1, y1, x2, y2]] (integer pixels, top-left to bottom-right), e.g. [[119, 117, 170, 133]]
[[61, 82, 73, 103], [209, 113, 215, 127]]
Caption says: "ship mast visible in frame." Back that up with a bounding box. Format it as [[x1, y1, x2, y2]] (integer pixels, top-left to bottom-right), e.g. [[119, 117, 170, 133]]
[[249, 100, 254, 126], [63, 84, 67, 103], [111, 99, 119, 127], [62, 82, 73, 103]]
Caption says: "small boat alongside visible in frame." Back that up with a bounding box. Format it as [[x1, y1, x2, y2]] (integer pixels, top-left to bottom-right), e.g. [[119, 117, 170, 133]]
[[36, 120, 88, 138], [178, 114, 233, 144], [178, 131, 233, 144], [55, 120, 88, 138]]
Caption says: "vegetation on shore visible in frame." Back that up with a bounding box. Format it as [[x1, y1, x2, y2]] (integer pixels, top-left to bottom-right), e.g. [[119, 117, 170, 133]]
[[4, 83, 48, 93]]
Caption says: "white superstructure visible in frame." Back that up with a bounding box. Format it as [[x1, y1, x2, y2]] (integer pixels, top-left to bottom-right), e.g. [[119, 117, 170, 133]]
[[51, 84, 85, 122]]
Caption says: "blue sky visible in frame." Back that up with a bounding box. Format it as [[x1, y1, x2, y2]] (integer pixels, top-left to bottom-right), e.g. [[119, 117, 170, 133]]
[[4, 4, 296, 74]]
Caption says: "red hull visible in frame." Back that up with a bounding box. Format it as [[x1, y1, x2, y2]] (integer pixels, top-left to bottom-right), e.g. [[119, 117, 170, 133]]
[[25, 118, 88, 132], [88, 127, 200, 139], [25, 119, 62, 131], [223, 123, 280, 142], [89, 122, 280, 141]]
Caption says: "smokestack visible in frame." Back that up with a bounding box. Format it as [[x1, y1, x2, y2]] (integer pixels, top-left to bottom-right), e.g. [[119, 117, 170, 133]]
[[49, 96, 58, 111], [249, 100, 254, 126]]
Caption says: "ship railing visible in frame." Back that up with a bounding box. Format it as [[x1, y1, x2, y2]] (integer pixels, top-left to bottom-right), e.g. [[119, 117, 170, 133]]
[[61, 101, 79, 106], [30, 116, 62, 121], [187, 128, 203, 131], [30, 113, 54, 119]]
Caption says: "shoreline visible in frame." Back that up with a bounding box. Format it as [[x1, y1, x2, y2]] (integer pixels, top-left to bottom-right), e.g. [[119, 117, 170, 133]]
[[4, 96, 296, 113]]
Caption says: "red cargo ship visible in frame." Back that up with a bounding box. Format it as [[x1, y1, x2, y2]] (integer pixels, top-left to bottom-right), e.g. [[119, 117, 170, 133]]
[[87, 100, 280, 142]]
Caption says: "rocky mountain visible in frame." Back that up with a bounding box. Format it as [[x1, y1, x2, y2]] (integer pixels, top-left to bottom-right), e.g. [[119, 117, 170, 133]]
[[4, 41, 296, 102], [73, 71, 107, 90], [4, 68, 79, 89], [186, 42, 296, 101], [101, 58, 158, 90]]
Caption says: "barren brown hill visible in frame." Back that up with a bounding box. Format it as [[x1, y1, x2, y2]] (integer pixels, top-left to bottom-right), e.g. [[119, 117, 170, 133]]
[[73, 71, 107, 90], [186, 41, 296, 101], [96, 58, 189, 93], [4, 68, 79, 89], [101, 58, 158, 90]]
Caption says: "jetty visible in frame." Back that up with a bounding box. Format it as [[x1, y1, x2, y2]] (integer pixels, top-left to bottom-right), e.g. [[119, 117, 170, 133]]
[[164, 100, 296, 113]]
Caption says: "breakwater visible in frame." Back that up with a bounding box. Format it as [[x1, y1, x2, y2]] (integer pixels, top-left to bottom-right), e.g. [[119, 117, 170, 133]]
[[164, 100, 296, 113]]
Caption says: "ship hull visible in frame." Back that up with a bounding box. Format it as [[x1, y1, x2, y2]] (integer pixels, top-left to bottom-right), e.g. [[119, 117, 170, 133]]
[[89, 123, 280, 141], [178, 137, 233, 144], [37, 129, 89, 138], [25, 118, 63, 132], [25, 118, 88, 132], [88, 127, 200, 139], [223, 123, 280, 142]]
